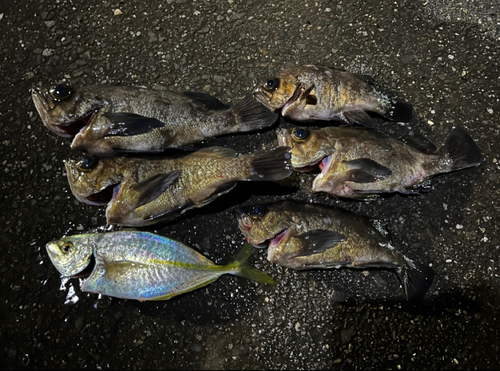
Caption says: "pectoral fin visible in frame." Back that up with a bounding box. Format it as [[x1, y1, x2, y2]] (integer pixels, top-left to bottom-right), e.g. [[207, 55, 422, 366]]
[[103, 113, 165, 137], [291, 229, 346, 258], [343, 158, 392, 183], [133, 171, 182, 208]]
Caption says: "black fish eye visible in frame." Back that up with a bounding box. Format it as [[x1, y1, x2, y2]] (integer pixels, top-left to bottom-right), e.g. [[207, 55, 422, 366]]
[[249, 205, 265, 219], [264, 78, 279, 91], [291, 127, 310, 142], [77, 156, 98, 172], [62, 242, 73, 254], [49, 84, 73, 101]]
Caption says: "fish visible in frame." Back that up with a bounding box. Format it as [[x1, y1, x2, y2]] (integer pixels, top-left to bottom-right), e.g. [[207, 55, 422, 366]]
[[31, 84, 278, 155], [253, 64, 413, 127], [277, 125, 483, 198], [46, 230, 276, 301], [237, 201, 436, 300], [64, 146, 293, 226]]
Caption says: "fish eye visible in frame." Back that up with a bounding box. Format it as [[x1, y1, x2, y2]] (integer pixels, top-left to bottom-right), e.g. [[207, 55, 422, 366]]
[[249, 205, 265, 219], [291, 127, 310, 143], [49, 84, 73, 101], [62, 242, 74, 254], [77, 156, 98, 172], [263, 78, 280, 91]]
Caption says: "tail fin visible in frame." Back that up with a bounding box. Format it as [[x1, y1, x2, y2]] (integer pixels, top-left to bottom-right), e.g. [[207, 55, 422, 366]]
[[399, 258, 435, 301], [246, 146, 293, 182], [439, 127, 484, 171], [230, 94, 279, 131], [388, 100, 413, 123], [228, 243, 277, 285]]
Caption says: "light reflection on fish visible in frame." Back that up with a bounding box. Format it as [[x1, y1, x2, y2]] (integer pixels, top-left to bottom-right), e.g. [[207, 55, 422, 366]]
[[237, 201, 435, 300], [46, 231, 276, 301], [65, 146, 292, 227], [31, 84, 278, 155], [277, 126, 483, 198], [253, 64, 412, 127]]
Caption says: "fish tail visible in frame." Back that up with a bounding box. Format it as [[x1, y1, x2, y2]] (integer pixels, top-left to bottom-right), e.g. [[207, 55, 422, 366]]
[[227, 243, 277, 285], [398, 257, 435, 301], [439, 126, 484, 171], [388, 100, 413, 123], [230, 94, 279, 131], [244, 146, 293, 182]]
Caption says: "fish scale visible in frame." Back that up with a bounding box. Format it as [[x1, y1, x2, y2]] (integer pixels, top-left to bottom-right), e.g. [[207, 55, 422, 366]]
[[45, 231, 276, 301], [65, 146, 292, 227]]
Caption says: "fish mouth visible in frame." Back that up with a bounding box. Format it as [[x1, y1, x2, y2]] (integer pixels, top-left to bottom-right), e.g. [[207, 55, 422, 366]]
[[55, 111, 95, 138], [253, 89, 276, 111], [247, 227, 291, 249], [31, 88, 94, 139], [293, 154, 334, 174], [84, 183, 119, 205], [318, 154, 334, 175], [69, 254, 96, 279], [280, 84, 304, 116]]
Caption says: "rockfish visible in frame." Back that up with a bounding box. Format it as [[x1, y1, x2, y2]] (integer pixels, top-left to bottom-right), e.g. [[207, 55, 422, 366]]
[[253, 64, 412, 127], [237, 201, 435, 300], [46, 230, 275, 301], [65, 146, 292, 226], [277, 126, 483, 198], [31, 84, 278, 155]]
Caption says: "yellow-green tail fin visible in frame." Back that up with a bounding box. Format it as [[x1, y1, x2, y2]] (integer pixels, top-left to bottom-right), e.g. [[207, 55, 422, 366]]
[[228, 243, 277, 285]]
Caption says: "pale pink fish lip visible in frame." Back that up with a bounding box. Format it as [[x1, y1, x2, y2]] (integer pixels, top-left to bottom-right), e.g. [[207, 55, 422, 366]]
[[269, 228, 290, 248], [246, 227, 290, 249], [319, 154, 334, 175]]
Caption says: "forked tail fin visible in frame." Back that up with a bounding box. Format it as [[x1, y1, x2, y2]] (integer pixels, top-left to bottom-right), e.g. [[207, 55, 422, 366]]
[[227, 243, 277, 285]]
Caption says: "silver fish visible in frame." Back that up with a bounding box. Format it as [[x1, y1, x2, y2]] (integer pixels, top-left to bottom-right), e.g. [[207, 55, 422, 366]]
[[46, 230, 276, 301]]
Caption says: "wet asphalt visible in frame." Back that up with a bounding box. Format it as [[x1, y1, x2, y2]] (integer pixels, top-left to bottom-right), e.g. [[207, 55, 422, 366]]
[[1, 0, 499, 369]]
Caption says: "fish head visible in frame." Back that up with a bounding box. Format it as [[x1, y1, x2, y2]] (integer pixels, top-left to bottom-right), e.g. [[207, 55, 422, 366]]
[[277, 127, 334, 171], [31, 84, 104, 138], [237, 203, 295, 249], [64, 156, 123, 206], [46, 234, 94, 277], [253, 74, 299, 112]]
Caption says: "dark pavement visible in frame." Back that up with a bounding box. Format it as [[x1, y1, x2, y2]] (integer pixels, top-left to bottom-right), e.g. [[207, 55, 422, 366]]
[[0, 0, 499, 369]]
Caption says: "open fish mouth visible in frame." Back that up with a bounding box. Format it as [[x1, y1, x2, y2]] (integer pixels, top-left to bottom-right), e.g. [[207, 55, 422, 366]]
[[293, 154, 333, 174], [280, 84, 304, 116], [31, 88, 95, 139], [84, 183, 120, 205], [55, 112, 95, 138], [69, 255, 96, 279], [318, 154, 334, 175], [247, 227, 290, 249], [269, 228, 290, 248]]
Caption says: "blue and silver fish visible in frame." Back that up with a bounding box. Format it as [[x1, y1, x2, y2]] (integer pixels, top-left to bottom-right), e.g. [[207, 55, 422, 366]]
[[46, 230, 276, 301]]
